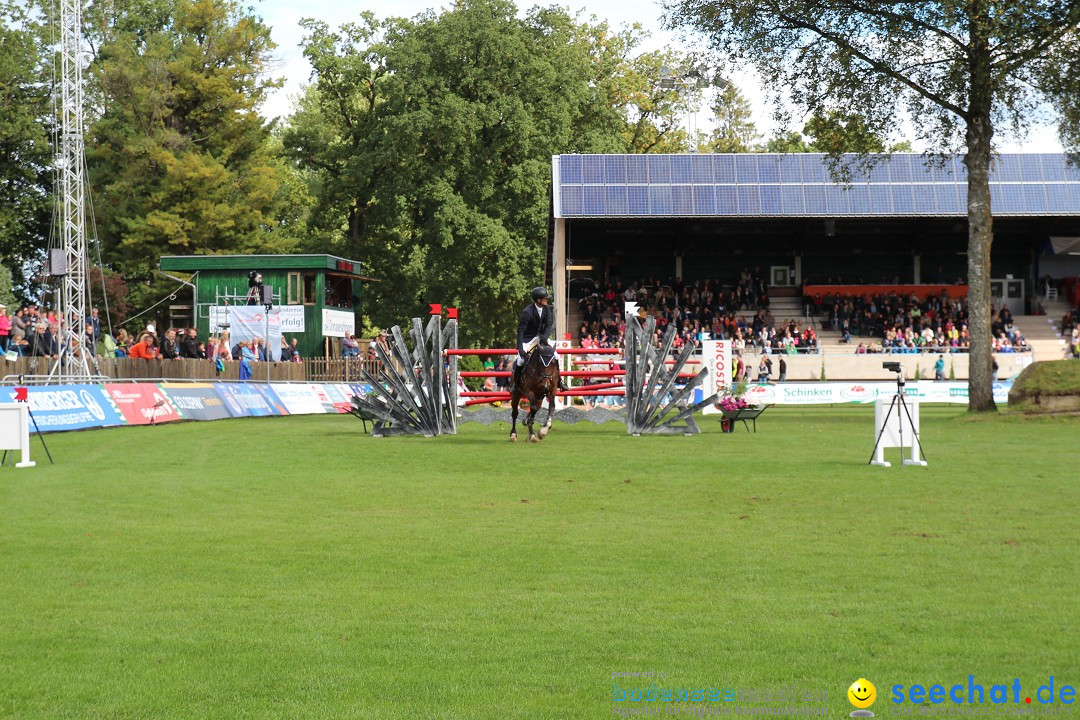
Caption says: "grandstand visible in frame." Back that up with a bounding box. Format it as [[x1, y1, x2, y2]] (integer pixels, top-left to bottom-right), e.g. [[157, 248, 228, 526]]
[[547, 153, 1080, 377]]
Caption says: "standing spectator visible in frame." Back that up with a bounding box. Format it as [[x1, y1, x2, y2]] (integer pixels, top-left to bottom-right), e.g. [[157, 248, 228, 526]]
[[180, 327, 201, 358], [288, 338, 301, 362], [84, 322, 98, 357], [279, 336, 294, 362], [239, 341, 254, 380], [113, 328, 131, 357], [86, 307, 101, 345], [32, 322, 60, 357], [934, 354, 946, 381], [756, 353, 773, 382], [10, 307, 27, 352], [0, 304, 9, 351], [160, 328, 181, 359], [128, 333, 158, 359], [777, 356, 787, 382]]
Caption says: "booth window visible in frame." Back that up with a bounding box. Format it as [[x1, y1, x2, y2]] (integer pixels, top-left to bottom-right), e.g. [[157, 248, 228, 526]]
[[287, 272, 318, 304], [287, 273, 301, 304], [325, 274, 353, 308]]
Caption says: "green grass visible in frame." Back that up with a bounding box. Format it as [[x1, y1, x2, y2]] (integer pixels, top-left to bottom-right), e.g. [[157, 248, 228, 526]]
[[1, 407, 1077, 719]]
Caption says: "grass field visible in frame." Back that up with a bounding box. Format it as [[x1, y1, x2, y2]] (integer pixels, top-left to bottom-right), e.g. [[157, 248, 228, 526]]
[[1, 406, 1077, 719]]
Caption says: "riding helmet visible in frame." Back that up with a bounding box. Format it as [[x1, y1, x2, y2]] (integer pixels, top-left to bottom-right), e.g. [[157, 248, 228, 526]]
[[531, 286, 551, 301]]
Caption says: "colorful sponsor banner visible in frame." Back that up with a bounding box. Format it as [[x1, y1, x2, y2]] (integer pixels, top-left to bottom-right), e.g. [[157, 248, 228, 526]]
[[309, 383, 341, 413], [317, 384, 355, 413], [104, 383, 181, 425], [266, 383, 326, 415], [735, 380, 1012, 406], [228, 307, 284, 361], [701, 340, 732, 414], [250, 384, 289, 415], [214, 382, 280, 417], [321, 308, 355, 338], [160, 383, 232, 421], [211, 305, 304, 333], [2, 385, 125, 432]]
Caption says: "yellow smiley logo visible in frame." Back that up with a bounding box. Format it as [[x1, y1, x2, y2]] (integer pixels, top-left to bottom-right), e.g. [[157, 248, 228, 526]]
[[848, 678, 877, 709]]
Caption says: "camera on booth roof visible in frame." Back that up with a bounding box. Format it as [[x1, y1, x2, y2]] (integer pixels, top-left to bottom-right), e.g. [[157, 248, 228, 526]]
[[248, 271, 263, 289], [882, 361, 902, 373]]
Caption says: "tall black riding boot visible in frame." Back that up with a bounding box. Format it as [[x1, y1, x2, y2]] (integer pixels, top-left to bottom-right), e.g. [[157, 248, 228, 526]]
[[510, 362, 523, 392]]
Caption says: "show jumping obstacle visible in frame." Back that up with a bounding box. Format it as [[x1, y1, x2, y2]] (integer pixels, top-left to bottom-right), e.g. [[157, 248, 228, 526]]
[[352, 311, 718, 437], [350, 315, 459, 437]]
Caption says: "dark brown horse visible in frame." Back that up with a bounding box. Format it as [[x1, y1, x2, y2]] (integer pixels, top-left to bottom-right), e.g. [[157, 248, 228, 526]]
[[510, 345, 559, 443]]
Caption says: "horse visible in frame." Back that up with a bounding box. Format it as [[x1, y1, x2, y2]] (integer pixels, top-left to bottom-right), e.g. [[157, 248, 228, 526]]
[[509, 344, 560, 443]]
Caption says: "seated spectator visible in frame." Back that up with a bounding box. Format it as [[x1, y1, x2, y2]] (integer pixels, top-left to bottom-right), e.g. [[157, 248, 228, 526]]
[[342, 331, 361, 357]]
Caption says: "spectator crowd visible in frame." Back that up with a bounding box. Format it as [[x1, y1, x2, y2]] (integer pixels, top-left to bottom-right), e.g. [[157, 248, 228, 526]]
[[808, 290, 1034, 354], [574, 268, 819, 357], [0, 303, 306, 371]]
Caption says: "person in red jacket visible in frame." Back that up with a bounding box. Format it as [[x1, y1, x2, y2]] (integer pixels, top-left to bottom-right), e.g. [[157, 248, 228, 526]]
[[127, 333, 158, 359]]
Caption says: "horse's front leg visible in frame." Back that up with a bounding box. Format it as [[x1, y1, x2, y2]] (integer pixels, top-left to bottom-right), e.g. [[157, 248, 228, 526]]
[[509, 394, 519, 442], [526, 396, 541, 443], [539, 392, 555, 438]]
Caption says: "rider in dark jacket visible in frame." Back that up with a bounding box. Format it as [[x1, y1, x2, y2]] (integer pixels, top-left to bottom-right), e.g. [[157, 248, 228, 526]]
[[510, 287, 553, 393]]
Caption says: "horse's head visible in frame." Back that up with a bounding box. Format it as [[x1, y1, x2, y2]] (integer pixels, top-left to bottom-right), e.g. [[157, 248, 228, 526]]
[[529, 345, 559, 394]]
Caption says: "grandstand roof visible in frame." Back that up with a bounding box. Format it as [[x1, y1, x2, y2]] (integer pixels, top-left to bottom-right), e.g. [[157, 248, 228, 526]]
[[552, 153, 1080, 219]]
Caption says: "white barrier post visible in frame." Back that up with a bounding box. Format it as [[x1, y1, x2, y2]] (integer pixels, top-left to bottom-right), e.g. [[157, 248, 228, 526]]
[[0, 403, 36, 468], [871, 397, 926, 467]]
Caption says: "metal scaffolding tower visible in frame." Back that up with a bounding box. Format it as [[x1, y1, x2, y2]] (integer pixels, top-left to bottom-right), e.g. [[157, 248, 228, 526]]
[[54, 0, 92, 380]]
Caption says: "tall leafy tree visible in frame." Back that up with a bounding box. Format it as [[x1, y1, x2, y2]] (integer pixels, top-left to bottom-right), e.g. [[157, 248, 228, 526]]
[[762, 112, 913, 155], [665, 0, 1080, 411], [708, 81, 758, 152], [0, 0, 53, 295], [87, 0, 291, 309], [285, 0, 686, 346]]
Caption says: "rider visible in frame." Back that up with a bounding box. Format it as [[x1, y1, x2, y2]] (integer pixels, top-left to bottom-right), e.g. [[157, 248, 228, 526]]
[[510, 286, 554, 393]]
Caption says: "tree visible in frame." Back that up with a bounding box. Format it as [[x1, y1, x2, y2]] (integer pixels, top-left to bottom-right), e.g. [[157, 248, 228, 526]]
[[708, 81, 758, 152], [86, 0, 292, 311], [665, 0, 1080, 411], [0, 1, 53, 295], [284, 0, 688, 346]]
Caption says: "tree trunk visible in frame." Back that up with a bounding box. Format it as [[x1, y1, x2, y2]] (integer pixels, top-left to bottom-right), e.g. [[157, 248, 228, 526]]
[[963, 10, 996, 412]]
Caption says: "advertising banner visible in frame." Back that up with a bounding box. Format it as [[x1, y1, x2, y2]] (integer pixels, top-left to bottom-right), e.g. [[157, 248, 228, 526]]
[[265, 383, 325, 415], [160, 383, 232, 421], [211, 305, 304, 334], [321, 308, 355, 338], [250, 384, 289, 415], [2, 385, 125, 432], [701, 340, 732, 415], [315, 386, 354, 414], [214, 383, 280, 417], [737, 380, 1012, 406], [104, 383, 181, 425], [227, 306, 283, 361]]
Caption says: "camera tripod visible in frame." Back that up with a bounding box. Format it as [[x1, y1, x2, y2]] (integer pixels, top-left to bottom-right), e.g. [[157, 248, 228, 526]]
[[869, 370, 927, 467]]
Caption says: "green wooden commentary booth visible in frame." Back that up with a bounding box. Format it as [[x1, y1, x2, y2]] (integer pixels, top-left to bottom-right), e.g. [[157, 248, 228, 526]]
[[159, 254, 367, 359]]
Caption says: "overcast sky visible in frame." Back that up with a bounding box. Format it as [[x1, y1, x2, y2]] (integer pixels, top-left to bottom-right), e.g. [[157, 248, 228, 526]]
[[253, 0, 1063, 153]]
